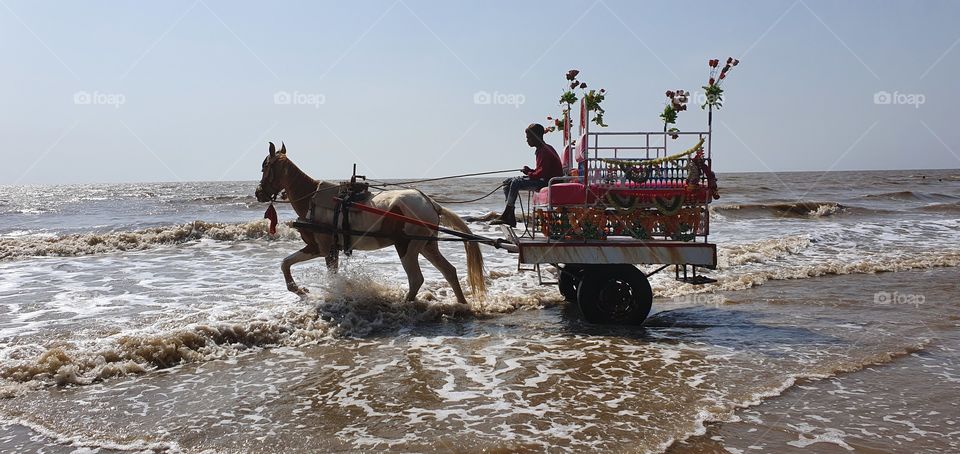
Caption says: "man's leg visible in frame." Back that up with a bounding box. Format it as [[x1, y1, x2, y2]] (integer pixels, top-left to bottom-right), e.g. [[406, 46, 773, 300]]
[[493, 177, 523, 226], [505, 177, 523, 207], [502, 177, 514, 201], [493, 177, 545, 227], [506, 177, 548, 206]]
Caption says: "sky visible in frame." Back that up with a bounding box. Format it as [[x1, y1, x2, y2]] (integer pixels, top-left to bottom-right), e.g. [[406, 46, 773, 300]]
[[1, 0, 959, 184]]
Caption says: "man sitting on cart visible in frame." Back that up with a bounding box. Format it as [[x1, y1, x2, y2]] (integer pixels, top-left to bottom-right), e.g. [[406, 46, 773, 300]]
[[491, 123, 564, 227]]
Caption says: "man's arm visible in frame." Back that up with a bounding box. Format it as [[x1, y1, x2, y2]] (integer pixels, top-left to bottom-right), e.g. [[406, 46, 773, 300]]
[[527, 149, 545, 180]]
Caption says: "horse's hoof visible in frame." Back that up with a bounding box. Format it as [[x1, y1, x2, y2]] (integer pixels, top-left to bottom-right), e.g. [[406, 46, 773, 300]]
[[287, 283, 309, 296]]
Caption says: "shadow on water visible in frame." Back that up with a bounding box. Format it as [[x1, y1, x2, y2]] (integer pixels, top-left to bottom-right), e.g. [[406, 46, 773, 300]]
[[649, 306, 845, 355], [557, 302, 842, 355], [311, 294, 843, 360]]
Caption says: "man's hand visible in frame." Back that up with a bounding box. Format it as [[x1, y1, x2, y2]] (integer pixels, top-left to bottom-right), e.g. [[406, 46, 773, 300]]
[[522, 166, 532, 175]]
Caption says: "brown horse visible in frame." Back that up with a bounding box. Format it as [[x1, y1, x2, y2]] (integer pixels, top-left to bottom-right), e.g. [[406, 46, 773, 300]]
[[254, 142, 485, 305]]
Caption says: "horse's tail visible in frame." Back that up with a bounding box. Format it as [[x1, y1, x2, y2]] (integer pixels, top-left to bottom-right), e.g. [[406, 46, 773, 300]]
[[438, 206, 487, 299]]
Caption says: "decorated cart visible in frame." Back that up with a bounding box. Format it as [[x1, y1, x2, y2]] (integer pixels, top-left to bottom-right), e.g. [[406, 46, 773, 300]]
[[281, 61, 739, 326], [499, 61, 738, 324]]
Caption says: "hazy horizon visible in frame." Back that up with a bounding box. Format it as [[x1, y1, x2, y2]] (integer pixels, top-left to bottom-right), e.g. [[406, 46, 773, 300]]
[[1, 167, 956, 188], [3, 0, 959, 184]]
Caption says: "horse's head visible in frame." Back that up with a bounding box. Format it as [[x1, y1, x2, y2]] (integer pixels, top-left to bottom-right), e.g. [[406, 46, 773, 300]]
[[255, 141, 288, 202]]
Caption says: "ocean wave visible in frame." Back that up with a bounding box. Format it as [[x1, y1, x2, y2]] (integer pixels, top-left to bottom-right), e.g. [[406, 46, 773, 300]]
[[172, 194, 262, 208], [0, 305, 335, 389], [186, 194, 258, 203], [856, 190, 959, 202], [0, 272, 550, 392], [711, 250, 960, 295], [463, 211, 501, 222], [0, 220, 301, 260], [710, 201, 855, 218], [718, 235, 812, 267], [654, 238, 960, 298], [913, 201, 960, 213], [0, 318, 312, 389]]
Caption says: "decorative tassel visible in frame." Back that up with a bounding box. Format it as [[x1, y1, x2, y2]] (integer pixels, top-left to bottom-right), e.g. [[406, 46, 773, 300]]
[[264, 203, 278, 235]]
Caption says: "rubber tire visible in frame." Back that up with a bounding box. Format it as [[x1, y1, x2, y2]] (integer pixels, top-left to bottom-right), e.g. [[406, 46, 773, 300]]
[[577, 265, 653, 325], [558, 265, 585, 302]]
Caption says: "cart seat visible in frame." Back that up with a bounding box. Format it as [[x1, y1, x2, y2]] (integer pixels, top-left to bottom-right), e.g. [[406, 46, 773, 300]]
[[536, 180, 699, 207], [535, 183, 597, 206]]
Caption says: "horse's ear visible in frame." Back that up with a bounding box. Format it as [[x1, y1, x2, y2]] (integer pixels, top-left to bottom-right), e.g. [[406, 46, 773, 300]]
[[280, 142, 286, 154], [268, 142, 276, 157]]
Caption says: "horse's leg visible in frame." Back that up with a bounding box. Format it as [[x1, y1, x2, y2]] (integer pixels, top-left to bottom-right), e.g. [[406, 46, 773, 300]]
[[397, 240, 426, 302], [421, 241, 468, 305], [325, 252, 339, 273], [282, 245, 321, 295]]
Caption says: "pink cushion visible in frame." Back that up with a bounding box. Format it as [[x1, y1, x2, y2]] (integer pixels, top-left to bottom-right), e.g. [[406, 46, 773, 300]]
[[535, 180, 695, 206], [536, 183, 590, 206]]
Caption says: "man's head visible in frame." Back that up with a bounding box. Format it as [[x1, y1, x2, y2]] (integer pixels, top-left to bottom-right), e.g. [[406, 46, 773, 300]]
[[525, 123, 545, 147]]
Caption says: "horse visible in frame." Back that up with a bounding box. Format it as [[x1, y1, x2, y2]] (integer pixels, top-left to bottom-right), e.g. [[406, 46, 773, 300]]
[[254, 142, 486, 305]]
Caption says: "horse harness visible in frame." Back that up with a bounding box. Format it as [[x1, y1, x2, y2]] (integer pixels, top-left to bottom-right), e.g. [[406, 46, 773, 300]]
[[331, 181, 371, 257], [298, 174, 450, 264], [305, 180, 372, 260]]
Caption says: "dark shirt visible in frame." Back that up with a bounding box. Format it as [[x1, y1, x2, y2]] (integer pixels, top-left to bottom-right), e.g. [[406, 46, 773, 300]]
[[528, 144, 564, 181]]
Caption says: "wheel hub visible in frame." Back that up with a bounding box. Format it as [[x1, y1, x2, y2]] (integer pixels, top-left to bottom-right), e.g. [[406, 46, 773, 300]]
[[597, 279, 636, 317]]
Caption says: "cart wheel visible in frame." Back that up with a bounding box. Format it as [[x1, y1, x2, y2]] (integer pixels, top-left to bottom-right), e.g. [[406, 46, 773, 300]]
[[558, 265, 585, 302], [577, 265, 653, 325]]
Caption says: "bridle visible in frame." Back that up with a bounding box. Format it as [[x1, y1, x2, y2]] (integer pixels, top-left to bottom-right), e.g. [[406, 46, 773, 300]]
[[258, 155, 284, 202], [258, 155, 328, 205]]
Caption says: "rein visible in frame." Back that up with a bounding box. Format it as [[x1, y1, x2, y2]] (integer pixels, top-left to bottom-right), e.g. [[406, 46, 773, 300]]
[[262, 183, 332, 234], [270, 183, 335, 204], [367, 168, 521, 188]]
